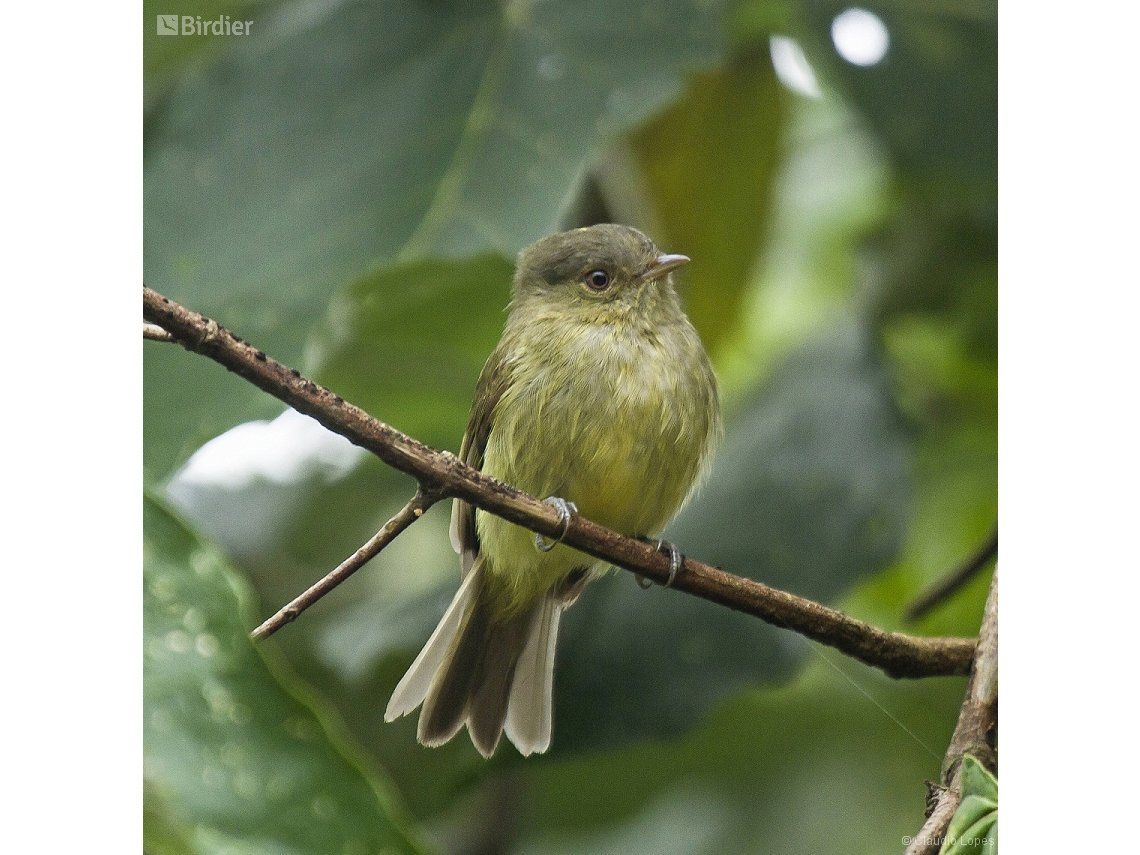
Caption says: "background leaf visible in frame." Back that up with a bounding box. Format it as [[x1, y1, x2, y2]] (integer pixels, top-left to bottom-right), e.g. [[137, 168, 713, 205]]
[[517, 661, 968, 854], [309, 254, 515, 451], [627, 49, 788, 358], [143, 494, 429, 855], [143, 0, 269, 110]]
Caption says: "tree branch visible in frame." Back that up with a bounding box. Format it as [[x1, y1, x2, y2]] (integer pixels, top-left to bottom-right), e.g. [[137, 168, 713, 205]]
[[906, 527, 997, 621], [905, 785, 960, 855], [941, 564, 998, 779], [144, 286, 977, 679], [903, 565, 998, 855], [251, 487, 443, 640]]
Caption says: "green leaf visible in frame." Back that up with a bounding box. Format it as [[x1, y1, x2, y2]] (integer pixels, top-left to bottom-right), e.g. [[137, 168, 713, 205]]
[[144, 780, 199, 855], [142, 0, 267, 110], [940, 756, 998, 855], [144, 0, 729, 477], [309, 254, 515, 452], [629, 47, 789, 358], [711, 92, 893, 399], [143, 494, 430, 855], [959, 754, 997, 803]]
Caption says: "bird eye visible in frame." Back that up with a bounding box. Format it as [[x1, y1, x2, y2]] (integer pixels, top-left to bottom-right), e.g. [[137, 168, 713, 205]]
[[585, 270, 610, 291]]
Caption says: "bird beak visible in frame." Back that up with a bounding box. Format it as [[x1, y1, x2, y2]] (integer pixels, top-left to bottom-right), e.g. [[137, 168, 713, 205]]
[[635, 253, 690, 284]]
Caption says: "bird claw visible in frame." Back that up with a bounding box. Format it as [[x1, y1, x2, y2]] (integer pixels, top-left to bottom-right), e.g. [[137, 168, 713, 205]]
[[656, 539, 683, 587], [633, 539, 684, 588], [535, 497, 577, 552]]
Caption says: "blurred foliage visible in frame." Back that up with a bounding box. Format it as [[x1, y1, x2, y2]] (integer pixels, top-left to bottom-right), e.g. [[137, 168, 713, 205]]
[[941, 755, 998, 855], [143, 0, 267, 110], [627, 47, 787, 359], [144, 495, 427, 855], [310, 254, 516, 452], [144, 0, 997, 851], [518, 661, 968, 854]]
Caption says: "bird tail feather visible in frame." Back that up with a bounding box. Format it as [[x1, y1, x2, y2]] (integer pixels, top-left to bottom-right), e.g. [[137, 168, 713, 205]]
[[384, 561, 562, 758]]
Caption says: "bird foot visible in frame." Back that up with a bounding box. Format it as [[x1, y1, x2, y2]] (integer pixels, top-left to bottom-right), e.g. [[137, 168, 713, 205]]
[[634, 538, 684, 587], [535, 497, 577, 552], [656, 539, 683, 587]]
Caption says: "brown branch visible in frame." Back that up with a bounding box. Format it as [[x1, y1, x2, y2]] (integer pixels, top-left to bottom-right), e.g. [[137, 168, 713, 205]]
[[906, 527, 997, 621], [904, 785, 961, 855], [251, 487, 442, 640], [903, 566, 998, 855], [941, 564, 998, 779], [144, 286, 977, 679]]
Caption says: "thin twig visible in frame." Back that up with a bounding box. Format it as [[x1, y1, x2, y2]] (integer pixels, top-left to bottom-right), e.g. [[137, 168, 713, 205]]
[[144, 323, 174, 342], [251, 488, 442, 640], [906, 527, 998, 621], [145, 286, 978, 679], [903, 565, 998, 855]]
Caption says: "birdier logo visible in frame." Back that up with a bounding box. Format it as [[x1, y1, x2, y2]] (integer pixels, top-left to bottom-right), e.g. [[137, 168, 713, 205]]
[[156, 14, 253, 36]]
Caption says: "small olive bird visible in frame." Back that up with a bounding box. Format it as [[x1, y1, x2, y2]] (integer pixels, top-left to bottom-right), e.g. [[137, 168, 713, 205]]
[[385, 224, 721, 757]]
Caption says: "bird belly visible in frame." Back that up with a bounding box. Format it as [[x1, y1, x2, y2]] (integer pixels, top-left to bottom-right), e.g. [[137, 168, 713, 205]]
[[475, 328, 712, 612]]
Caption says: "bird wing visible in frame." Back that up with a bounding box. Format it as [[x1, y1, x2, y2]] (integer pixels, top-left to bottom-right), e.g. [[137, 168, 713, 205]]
[[450, 342, 514, 577]]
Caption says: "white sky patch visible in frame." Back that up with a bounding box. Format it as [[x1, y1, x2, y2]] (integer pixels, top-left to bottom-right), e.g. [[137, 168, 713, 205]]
[[169, 408, 366, 491], [831, 8, 890, 67], [769, 36, 822, 98]]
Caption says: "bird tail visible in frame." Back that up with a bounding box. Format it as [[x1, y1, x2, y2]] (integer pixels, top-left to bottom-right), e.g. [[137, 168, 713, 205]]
[[384, 561, 562, 758]]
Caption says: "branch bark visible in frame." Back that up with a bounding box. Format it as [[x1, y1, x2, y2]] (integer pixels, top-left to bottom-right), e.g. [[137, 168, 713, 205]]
[[903, 565, 997, 855], [144, 286, 977, 679]]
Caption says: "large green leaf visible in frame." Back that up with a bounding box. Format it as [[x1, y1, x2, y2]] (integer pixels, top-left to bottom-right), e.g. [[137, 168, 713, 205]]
[[144, 0, 729, 477], [143, 0, 268, 110], [629, 48, 788, 359], [143, 494, 429, 855], [145, 779, 199, 855], [309, 253, 515, 452]]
